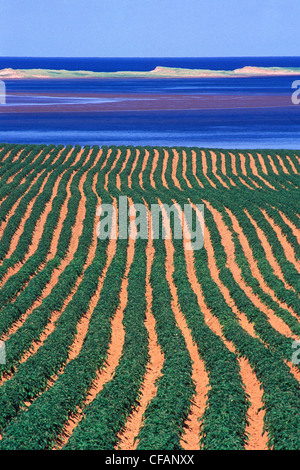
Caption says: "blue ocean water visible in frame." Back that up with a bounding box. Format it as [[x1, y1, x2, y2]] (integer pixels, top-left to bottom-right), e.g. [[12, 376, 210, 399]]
[[0, 57, 300, 149]]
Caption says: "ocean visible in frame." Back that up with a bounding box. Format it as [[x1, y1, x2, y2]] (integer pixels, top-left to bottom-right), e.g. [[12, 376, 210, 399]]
[[0, 57, 300, 149]]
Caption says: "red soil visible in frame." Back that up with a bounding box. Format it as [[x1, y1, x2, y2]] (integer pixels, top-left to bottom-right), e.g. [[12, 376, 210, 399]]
[[220, 152, 236, 187], [150, 149, 159, 189], [285, 155, 298, 174], [0, 173, 62, 293], [229, 151, 238, 176], [197, 201, 257, 338], [238, 153, 262, 189], [191, 150, 204, 188], [245, 210, 297, 294], [116, 148, 131, 191], [138, 149, 150, 191], [210, 151, 230, 189], [256, 153, 268, 175], [277, 210, 300, 245], [171, 149, 183, 190], [261, 209, 300, 275], [239, 152, 248, 176], [229, 151, 253, 189], [0, 170, 45, 243], [128, 149, 140, 189], [100, 148, 112, 171], [54, 198, 135, 449], [161, 149, 169, 189], [0, 147, 67, 262], [189, 201, 267, 450], [117, 202, 164, 450], [157, 200, 208, 450], [248, 153, 276, 190], [226, 208, 299, 321], [20, 151, 102, 359], [200, 150, 216, 188], [275, 154, 289, 174], [104, 149, 121, 191], [182, 150, 192, 189], [204, 201, 295, 339], [0, 149, 94, 343], [1, 148, 13, 163], [267, 155, 279, 175]]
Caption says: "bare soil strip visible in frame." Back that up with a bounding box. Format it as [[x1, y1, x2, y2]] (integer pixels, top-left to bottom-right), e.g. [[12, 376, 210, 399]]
[[66, 194, 116, 366], [200, 150, 216, 188], [188, 201, 267, 450], [285, 155, 298, 174], [277, 210, 300, 245], [267, 155, 279, 174], [8, 146, 49, 184], [99, 148, 112, 171], [191, 150, 204, 188], [15, 193, 117, 411], [239, 152, 248, 176], [0, 173, 80, 343], [285, 361, 300, 383], [248, 153, 276, 190], [1, 148, 13, 163], [261, 209, 300, 275], [54, 199, 135, 449], [229, 151, 238, 176], [150, 149, 159, 189], [11, 148, 28, 163], [275, 154, 289, 174], [229, 152, 253, 189], [182, 150, 192, 189], [0, 148, 82, 293], [220, 152, 236, 186], [0, 149, 96, 343], [171, 149, 183, 190], [245, 210, 297, 294], [6, 163, 34, 186], [194, 203, 257, 338], [295, 154, 300, 166], [0, 171, 46, 243], [116, 148, 131, 191], [226, 208, 299, 320], [239, 357, 267, 450], [0, 174, 64, 292], [238, 153, 262, 189], [138, 149, 150, 191], [256, 153, 268, 174], [155, 200, 208, 450], [117, 203, 164, 450], [204, 201, 295, 339], [0, 147, 67, 257], [161, 149, 169, 189], [210, 151, 230, 189], [104, 149, 121, 191], [128, 149, 140, 189]]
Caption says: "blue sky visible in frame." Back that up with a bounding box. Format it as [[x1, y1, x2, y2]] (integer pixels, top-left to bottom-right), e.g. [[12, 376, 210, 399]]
[[0, 0, 300, 57]]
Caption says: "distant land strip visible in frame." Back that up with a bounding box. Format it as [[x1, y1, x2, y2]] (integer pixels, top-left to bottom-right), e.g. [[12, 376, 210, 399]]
[[1, 65, 300, 79]]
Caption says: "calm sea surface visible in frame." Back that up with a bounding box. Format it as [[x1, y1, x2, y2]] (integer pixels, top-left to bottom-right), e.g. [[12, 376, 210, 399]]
[[0, 57, 300, 149]]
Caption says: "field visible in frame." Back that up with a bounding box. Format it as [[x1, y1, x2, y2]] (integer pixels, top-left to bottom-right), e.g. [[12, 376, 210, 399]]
[[0, 143, 299, 450]]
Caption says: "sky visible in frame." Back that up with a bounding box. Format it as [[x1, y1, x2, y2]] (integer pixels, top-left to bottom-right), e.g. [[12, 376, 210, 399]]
[[0, 0, 300, 57]]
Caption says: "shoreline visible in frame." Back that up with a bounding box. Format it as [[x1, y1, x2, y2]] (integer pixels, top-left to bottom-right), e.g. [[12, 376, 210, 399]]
[[1, 65, 300, 80]]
